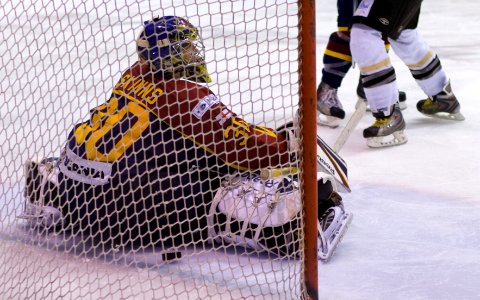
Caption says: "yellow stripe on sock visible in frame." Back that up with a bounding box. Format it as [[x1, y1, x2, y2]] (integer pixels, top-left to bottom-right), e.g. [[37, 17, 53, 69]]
[[407, 50, 434, 69], [324, 49, 352, 62], [359, 57, 391, 73]]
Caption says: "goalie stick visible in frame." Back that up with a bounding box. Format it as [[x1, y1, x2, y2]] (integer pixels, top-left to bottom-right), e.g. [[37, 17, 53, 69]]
[[316, 135, 350, 193], [260, 135, 352, 193], [259, 137, 350, 193], [314, 99, 367, 193], [261, 100, 362, 192], [260, 167, 298, 180]]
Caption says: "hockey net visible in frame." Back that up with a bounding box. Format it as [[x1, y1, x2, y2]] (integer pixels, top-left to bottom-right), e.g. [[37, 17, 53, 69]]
[[0, 0, 317, 299]]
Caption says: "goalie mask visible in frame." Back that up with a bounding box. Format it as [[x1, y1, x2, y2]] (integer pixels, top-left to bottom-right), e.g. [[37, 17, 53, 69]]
[[136, 16, 212, 83]]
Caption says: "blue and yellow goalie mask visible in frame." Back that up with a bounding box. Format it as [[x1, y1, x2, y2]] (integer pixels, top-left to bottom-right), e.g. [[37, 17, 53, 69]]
[[136, 16, 212, 83]]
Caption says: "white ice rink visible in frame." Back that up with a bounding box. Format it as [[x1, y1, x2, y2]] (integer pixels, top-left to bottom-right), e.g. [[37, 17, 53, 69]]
[[1, 0, 480, 299]]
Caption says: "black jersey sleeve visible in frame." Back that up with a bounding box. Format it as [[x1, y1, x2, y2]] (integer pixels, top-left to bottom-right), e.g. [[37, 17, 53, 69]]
[[352, 0, 422, 39]]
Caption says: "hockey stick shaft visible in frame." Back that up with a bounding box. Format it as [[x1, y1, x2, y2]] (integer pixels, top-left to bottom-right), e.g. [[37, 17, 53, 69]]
[[332, 98, 367, 153], [260, 166, 298, 180]]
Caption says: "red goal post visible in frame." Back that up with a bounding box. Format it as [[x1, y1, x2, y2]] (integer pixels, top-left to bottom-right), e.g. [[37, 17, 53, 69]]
[[299, 0, 319, 298]]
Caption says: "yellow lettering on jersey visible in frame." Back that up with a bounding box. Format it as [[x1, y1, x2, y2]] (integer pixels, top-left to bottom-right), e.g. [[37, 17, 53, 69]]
[[114, 73, 131, 89], [114, 73, 163, 103], [75, 73, 167, 161], [224, 117, 277, 146], [224, 118, 250, 145], [151, 87, 164, 98], [253, 124, 277, 139], [138, 84, 155, 99], [74, 123, 93, 145], [133, 80, 144, 93], [75, 96, 150, 162]]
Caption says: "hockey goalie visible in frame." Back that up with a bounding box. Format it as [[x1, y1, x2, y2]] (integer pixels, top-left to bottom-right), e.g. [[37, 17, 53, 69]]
[[20, 16, 352, 262]]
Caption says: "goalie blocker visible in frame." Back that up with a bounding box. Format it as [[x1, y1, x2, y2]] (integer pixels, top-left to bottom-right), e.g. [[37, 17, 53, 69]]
[[22, 157, 352, 262]]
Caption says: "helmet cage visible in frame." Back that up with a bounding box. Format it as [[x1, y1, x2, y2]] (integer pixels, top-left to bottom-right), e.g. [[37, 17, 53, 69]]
[[136, 16, 212, 83]]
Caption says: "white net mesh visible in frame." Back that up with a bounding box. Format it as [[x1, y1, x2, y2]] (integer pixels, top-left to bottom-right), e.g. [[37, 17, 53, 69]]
[[0, 0, 308, 299]]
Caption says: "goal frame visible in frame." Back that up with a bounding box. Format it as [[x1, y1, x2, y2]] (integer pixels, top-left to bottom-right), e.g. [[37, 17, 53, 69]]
[[299, 0, 318, 299], [0, 0, 319, 298]]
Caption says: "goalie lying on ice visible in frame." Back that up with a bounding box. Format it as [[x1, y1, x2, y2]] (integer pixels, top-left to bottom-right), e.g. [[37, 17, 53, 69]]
[[20, 15, 352, 262]]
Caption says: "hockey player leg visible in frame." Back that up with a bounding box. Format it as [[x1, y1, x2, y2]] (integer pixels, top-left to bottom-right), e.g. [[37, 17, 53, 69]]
[[385, 28, 464, 121], [357, 76, 407, 111], [208, 171, 353, 261], [317, 31, 353, 128]]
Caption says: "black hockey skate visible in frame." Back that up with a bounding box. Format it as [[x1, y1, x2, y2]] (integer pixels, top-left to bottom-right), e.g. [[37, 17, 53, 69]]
[[416, 80, 465, 121], [363, 106, 407, 148], [317, 82, 345, 128]]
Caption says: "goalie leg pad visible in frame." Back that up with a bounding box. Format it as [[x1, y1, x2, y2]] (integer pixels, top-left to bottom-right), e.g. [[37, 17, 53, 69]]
[[20, 157, 63, 228], [19, 202, 64, 228], [207, 172, 302, 257], [208, 172, 352, 261], [24, 157, 60, 204], [317, 207, 353, 262]]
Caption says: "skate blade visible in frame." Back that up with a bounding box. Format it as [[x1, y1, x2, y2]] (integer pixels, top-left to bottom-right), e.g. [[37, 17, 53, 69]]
[[421, 111, 465, 121], [319, 212, 353, 263], [366, 130, 408, 148], [317, 113, 342, 128]]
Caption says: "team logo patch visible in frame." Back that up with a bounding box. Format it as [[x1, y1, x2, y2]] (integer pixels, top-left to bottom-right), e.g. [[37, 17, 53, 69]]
[[215, 108, 233, 125], [192, 94, 221, 119], [205, 94, 220, 106], [192, 98, 210, 119]]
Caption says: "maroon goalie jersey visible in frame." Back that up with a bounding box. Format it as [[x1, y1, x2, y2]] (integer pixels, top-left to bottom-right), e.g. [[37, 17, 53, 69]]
[[66, 62, 291, 180]]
